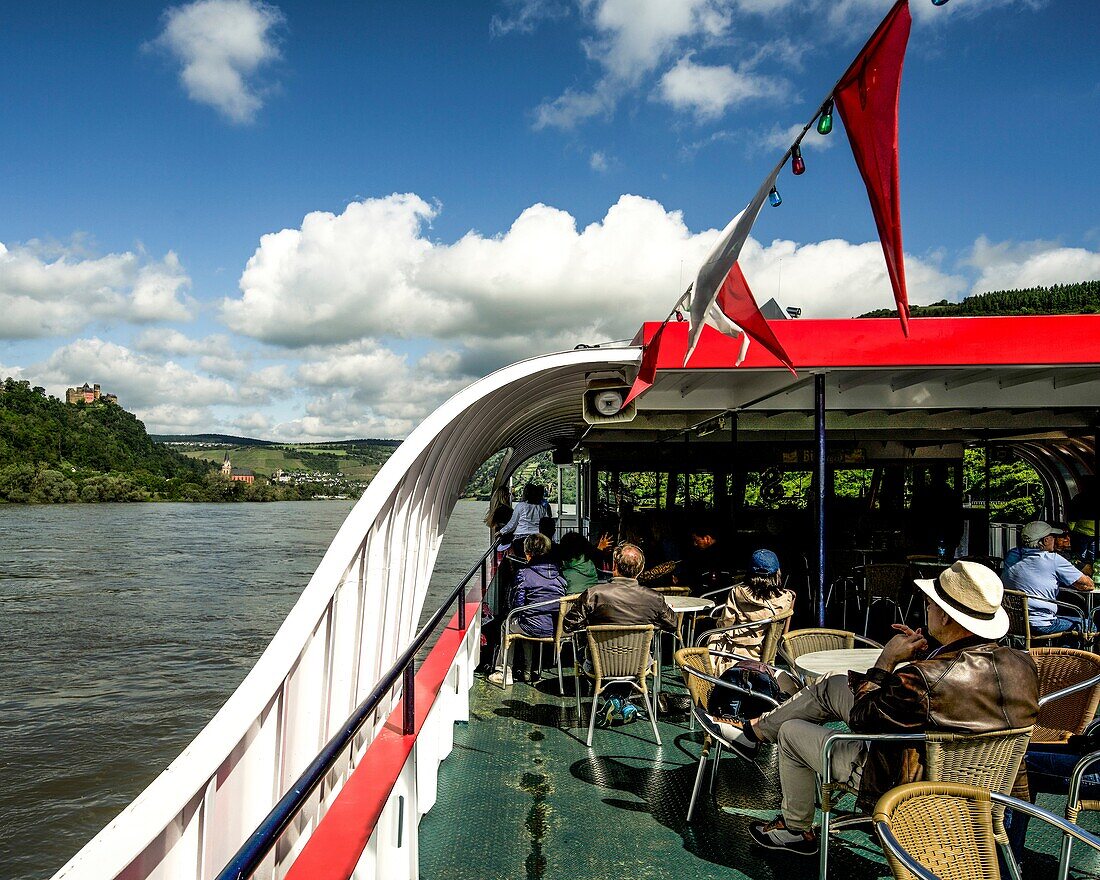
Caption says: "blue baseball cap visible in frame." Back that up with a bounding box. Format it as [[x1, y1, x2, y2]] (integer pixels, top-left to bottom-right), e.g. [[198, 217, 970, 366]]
[[750, 549, 780, 574]]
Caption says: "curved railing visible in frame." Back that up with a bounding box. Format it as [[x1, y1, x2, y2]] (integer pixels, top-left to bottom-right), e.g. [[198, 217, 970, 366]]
[[215, 549, 488, 880], [51, 345, 636, 880]]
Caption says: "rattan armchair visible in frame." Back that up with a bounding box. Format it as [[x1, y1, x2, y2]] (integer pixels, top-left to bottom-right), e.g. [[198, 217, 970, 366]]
[[674, 646, 801, 822], [497, 596, 566, 689], [1032, 647, 1100, 744], [695, 606, 794, 665], [577, 624, 661, 748], [863, 563, 914, 636], [818, 725, 1033, 879], [874, 782, 1100, 880], [1061, 749, 1100, 880], [1002, 589, 1088, 650], [552, 593, 582, 696], [780, 628, 883, 672]]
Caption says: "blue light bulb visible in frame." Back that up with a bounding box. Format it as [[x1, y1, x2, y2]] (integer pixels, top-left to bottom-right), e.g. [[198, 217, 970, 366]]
[[769, 186, 782, 207]]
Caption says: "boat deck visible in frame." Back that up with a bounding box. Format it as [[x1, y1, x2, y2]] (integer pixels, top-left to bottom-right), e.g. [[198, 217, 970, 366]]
[[420, 667, 1100, 880]]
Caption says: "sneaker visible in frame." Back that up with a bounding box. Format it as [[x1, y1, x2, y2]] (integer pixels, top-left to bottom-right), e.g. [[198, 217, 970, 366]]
[[487, 668, 513, 686], [748, 816, 818, 855], [619, 701, 639, 724], [712, 715, 759, 761], [599, 697, 623, 727]]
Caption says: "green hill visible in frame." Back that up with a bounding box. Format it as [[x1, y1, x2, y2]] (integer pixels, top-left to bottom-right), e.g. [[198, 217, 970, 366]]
[[859, 279, 1100, 318], [180, 441, 395, 481]]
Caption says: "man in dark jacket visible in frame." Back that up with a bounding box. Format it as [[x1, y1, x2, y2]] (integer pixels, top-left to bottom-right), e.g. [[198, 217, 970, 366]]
[[563, 543, 677, 634], [717, 560, 1038, 856]]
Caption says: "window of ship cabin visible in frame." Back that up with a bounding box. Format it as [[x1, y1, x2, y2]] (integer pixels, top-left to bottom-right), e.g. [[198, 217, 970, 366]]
[[740, 469, 813, 510], [596, 470, 717, 511]]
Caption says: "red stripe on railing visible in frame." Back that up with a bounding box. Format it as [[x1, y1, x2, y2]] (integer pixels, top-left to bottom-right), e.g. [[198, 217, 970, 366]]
[[285, 591, 482, 880]]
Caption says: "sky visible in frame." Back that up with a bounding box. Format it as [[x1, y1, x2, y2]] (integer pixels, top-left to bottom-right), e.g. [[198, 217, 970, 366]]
[[2, 0, 1098, 441]]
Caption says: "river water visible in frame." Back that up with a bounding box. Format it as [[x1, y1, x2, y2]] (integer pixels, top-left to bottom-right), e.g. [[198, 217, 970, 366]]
[[0, 499, 488, 880]]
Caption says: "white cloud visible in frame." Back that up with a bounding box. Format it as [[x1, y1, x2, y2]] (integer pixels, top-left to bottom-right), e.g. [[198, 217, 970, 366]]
[[737, 236, 967, 317], [966, 237, 1100, 295], [37, 338, 239, 408], [0, 241, 193, 340], [658, 55, 789, 120], [490, 0, 570, 37], [749, 122, 836, 155], [222, 193, 717, 348], [589, 150, 610, 172], [823, 0, 1046, 29], [532, 0, 739, 130], [151, 0, 284, 124], [135, 328, 233, 357]]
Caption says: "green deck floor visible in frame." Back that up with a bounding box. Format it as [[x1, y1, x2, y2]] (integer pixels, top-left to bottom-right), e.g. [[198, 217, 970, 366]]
[[419, 671, 1100, 879]]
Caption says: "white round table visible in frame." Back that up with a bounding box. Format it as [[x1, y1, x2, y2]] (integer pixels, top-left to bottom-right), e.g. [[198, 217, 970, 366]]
[[794, 648, 883, 682], [664, 595, 714, 614]]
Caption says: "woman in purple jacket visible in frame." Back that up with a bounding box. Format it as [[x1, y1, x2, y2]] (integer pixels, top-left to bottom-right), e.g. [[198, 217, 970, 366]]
[[509, 533, 567, 681]]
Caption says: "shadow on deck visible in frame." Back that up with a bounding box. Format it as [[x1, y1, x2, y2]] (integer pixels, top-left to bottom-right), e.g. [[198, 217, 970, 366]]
[[419, 672, 1100, 880]]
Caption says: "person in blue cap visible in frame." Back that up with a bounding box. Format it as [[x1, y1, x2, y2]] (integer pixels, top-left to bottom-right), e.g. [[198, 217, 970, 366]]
[[705, 549, 794, 673]]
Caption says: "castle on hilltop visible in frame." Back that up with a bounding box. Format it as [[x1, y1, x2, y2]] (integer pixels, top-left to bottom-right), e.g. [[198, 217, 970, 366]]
[[66, 383, 118, 405]]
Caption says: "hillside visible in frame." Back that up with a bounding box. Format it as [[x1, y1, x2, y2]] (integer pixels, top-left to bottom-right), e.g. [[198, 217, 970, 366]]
[[859, 279, 1100, 318], [0, 379, 325, 503], [179, 441, 396, 482]]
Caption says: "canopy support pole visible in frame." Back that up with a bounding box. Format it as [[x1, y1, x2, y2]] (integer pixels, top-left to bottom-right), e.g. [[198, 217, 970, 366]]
[[815, 373, 827, 627]]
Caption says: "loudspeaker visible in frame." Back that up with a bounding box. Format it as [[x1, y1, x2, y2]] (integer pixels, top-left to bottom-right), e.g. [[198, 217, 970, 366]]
[[582, 379, 636, 425]]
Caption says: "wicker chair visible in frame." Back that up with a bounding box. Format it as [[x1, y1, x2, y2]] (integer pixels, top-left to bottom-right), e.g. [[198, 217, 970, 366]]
[[1002, 589, 1087, 650], [651, 585, 691, 596], [780, 628, 883, 671], [497, 596, 565, 689], [874, 782, 1100, 880], [1062, 749, 1100, 880], [1032, 647, 1100, 744], [862, 563, 913, 636], [552, 593, 582, 697], [577, 624, 661, 748], [674, 646, 801, 822], [818, 725, 1033, 879], [696, 606, 795, 666]]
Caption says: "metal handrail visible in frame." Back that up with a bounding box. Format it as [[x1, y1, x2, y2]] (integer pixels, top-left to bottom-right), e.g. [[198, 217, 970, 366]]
[[215, 545, 495, 880]]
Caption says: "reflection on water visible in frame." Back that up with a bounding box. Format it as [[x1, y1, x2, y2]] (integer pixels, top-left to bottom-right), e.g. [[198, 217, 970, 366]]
[[0, 499, 487, 880]]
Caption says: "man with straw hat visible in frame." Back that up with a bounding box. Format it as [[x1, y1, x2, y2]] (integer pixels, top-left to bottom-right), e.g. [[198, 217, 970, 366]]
[[714, 560, 1038, 856]]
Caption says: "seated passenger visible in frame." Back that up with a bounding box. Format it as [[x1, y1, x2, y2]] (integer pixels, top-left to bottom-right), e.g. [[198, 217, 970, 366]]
[[673, 526, 731, 593], [563, 543, 677, 633], [707, 549, 794, 673], [716, 561, 1038, 856], [1002, 521, 1093, 643], [506, 533, 567, 682], [558, 531, 600, 593]]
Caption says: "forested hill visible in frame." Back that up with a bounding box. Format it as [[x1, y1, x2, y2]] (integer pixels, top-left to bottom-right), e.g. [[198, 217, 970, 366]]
[[0, 378, 215, 502], [858, 279, 1100, 318]]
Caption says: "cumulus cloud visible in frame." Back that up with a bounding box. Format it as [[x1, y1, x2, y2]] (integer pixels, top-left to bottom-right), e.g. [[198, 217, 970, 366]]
[[151, 0, 284, 123], [135, 328, 233, 357], [0, 241, 193, 339], [532, 0, 739, 129], [658, 55, 789, 120], [222, 193, 717, 349], [966, 237, 1100, 295], [737, 236, 967, 317], [37, 338, 240, 408]]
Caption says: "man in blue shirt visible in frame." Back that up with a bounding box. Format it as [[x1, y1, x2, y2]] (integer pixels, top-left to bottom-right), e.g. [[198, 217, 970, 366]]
[[1002, 521, 1093, 641]]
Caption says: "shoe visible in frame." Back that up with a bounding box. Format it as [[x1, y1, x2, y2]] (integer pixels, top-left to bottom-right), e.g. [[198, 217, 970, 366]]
[[619, 701, 639, 724], [487, 668, 513, 686], [599, 697, 622, 728], [712, 715, 759, 761], [748, 816, 818, 855]]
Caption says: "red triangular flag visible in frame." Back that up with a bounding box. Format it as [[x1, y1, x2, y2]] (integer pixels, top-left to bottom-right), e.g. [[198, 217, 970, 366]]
[[834, 0, 913, 334], [712, 263, 795, 373], [623, 321, 666, 407]]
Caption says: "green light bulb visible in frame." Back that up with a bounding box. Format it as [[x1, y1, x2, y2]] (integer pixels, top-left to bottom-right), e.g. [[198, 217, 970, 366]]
[[817, 100, 834, 136]]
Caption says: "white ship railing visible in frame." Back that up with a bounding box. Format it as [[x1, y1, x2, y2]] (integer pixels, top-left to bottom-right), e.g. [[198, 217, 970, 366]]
[[51, 345, 636, 880]]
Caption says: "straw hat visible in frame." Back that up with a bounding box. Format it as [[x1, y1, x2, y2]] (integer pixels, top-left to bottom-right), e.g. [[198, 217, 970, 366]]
[[913, 560, 1009, 640]]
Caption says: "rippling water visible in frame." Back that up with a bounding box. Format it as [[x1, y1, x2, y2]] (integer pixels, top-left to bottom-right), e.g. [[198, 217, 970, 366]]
[[0, 499, 488, 880]]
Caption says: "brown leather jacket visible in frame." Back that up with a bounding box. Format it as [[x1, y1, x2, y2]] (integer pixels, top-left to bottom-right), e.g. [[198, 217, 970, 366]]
[[562, 577, 678, 633], [847, 636, 1038, 807]]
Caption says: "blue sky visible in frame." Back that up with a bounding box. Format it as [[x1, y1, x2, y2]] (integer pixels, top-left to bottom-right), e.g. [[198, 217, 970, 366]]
[[2, 0, 1098, 439]]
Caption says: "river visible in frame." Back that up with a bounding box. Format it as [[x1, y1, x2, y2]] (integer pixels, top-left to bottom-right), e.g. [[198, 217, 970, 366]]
[[0, 499, 489, 880]]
